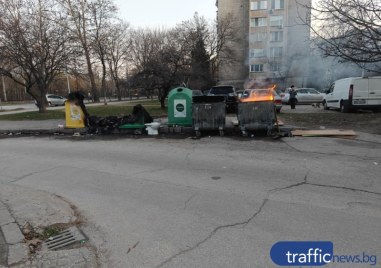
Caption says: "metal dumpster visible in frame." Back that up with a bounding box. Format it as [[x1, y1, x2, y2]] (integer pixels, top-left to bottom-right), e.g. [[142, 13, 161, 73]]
[[238, 89, 277, 136], [192, 96, 226, 137]]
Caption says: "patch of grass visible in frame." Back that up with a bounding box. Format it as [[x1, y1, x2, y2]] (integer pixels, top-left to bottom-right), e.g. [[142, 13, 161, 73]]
[[41, 226, 61, 240], [0, 110, 65, 121], [0, 102, 167, 121]]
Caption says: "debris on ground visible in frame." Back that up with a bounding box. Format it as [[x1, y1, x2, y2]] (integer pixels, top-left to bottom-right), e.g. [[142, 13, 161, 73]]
[[88, 104, 153, 134]]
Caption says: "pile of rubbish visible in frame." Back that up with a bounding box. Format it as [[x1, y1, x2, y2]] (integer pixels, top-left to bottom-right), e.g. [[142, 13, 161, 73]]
[[87, 104, 153, 134]]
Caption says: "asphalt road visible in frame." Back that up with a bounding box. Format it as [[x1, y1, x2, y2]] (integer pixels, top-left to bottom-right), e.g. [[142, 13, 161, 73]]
[[0, 135, 380, 267]]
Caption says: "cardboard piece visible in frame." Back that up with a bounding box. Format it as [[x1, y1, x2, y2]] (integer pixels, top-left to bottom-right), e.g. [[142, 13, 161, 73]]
[[291, 129, 356, 137]]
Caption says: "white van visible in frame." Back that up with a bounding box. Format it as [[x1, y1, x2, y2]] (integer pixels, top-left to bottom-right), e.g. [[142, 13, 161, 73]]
[[323, 77, 381, 112]]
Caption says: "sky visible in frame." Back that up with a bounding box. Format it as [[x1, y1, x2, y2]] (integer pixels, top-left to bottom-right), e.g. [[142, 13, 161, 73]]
[[112, 0, 217, 28]]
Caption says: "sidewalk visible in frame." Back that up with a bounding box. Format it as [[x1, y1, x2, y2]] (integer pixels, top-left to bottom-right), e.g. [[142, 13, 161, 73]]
[[0, 183, 98, 267], [0, 120, 64, 132]]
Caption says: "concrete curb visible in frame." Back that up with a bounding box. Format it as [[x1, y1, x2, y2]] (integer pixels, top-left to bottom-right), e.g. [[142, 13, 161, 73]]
[[0, 201, 28, 266], [0, 186, 99, 268]]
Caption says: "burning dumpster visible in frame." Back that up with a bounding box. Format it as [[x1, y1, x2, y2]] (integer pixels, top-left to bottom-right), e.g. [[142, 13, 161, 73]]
[[238, 89, 277, 136], [192, 96, 226, 137]]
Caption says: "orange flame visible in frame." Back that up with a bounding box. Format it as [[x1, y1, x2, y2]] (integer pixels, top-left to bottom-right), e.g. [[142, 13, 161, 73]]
[[240, 89, 274, 102]]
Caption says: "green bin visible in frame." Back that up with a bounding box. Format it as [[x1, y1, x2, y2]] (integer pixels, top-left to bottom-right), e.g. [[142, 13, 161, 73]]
[[168, 87, 192, 126]]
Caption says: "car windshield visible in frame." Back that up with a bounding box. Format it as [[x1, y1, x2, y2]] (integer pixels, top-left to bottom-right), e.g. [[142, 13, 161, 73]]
[[210, 86, 234, 94]]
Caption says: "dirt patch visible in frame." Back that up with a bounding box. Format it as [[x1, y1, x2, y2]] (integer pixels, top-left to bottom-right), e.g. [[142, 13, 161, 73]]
[[279, 110, 381, 135]]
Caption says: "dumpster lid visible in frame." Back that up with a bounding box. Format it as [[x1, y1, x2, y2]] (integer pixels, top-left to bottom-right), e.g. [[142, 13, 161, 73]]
[[193, 96, 225, 103]]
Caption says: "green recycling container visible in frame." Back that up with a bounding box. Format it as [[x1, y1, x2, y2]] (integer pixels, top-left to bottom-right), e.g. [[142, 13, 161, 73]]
[[168, 87, 193, 126]]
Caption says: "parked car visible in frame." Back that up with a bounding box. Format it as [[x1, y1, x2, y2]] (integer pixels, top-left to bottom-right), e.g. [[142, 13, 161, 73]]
[[240, 88, 282, 113], [281, 88, 325, 104], [323, 76, 381, 112], [208, 85, 238, 113], [35, 94, 67, 107]]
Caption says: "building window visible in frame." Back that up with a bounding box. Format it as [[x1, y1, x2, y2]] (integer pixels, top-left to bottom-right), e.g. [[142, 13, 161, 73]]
[[251, 1, 268, 10], [250, 32, 267, 42], [250, 49, 266, 58], [271, 0, 285, 9], [250, 64, 264, 72], [270, 15, 283, 27], [270, 31, 283, 42], [270, 62, 282, 72], [250, 17, 267, 27], [270, 47, 283, 57]]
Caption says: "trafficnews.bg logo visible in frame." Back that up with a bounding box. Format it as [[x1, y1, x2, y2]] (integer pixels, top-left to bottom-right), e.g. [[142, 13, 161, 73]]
[[270, 241, 377, 266]]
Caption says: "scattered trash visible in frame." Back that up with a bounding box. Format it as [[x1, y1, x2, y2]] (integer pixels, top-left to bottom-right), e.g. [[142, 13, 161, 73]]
[[319, 126, 326, 130], [374, 162, 378, 166], [89, 104, 153, 134], [73, 132, 81, 137]]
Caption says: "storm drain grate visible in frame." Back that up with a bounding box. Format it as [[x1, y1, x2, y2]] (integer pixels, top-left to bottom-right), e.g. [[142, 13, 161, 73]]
[[43, 226, 87, 250]]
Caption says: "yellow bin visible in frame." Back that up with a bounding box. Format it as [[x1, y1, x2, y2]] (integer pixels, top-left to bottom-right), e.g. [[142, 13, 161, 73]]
[[65, 101, 85, 128]]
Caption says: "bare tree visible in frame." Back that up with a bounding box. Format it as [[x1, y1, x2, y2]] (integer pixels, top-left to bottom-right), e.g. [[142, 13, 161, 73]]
[[107, 22, 131, 101], [211, 14, 240, 83], [129, 27, 192, 108], [129, 28, 165, 99], [180, 13, 213, 90], [88, 0, 117, 104], [299, 0, 381, 72], [0, 0, 73, 112], [58, 0, 104, 102]]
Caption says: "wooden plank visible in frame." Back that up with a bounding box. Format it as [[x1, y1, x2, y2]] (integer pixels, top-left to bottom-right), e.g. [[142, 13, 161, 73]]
[[292, 129, 356, 137], [276, 119, 284, 126]]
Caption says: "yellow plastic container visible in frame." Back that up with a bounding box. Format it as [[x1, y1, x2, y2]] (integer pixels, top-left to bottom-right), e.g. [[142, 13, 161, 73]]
[[65, 101, 85, 128]]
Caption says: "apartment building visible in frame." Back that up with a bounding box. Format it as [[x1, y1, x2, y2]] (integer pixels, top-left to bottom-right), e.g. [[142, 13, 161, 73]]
[[217, 0, 311, 90]]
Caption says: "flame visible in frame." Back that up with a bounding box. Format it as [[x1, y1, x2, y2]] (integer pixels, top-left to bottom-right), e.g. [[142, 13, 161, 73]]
[[240, 89, 274, 102]]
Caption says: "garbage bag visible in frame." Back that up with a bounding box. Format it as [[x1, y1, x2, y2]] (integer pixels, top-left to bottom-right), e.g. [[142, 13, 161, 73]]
[[132, 104, 153, 123]]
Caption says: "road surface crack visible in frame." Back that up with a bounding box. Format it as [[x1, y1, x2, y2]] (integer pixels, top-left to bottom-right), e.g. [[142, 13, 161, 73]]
[[307, 183, 381, 197], [157, 169, 380, 267], [270, 171, 381, 197], [270, 171, 309, 194], [156, 198, 269, 268], [184, 193, 198, 210], [282, 140, 379, 161], [9, 166, 63, 183]]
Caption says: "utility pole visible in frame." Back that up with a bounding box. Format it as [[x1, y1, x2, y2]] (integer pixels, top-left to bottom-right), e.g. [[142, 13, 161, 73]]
[[2, 76, 7, 102], [66, 71, 71, 94]]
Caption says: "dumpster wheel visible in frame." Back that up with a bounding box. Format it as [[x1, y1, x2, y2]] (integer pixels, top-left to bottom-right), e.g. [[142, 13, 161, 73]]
[[219, 130, 224, 136], [195, 130, 201, 137], [266, 127, 273, 137]]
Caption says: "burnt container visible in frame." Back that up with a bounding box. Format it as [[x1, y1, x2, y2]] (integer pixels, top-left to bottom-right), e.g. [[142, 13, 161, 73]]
[[237, 101, 276, 136], [192, 96, 226, 137]]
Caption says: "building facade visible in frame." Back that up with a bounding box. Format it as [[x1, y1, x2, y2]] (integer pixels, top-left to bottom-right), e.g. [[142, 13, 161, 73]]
[[217, 0, 311, 90]]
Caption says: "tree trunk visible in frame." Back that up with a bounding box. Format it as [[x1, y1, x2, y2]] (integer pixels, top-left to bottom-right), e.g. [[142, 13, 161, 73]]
[[84, 48, 99, 102], [160, 96, 165, 109], [29, 87, 48, 113]]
